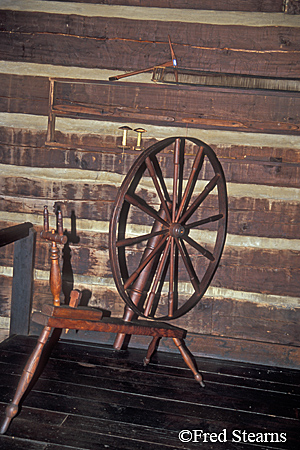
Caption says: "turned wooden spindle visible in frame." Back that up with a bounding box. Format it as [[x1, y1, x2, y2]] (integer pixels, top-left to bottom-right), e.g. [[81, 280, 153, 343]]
[[40, 206, 67, 307], [57, 210, 63, 236], [43, 205, 49, 232], [49, 236, 62, 307]]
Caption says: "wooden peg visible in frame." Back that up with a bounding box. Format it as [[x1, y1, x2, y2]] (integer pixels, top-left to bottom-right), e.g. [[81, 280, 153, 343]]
[[65, 290, 82, 333], [57, 209, 63, 236], [43, 205, 49, 232]]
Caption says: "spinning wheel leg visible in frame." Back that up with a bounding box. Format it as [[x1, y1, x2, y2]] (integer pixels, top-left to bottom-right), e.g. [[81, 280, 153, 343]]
[[172, 338, 205, 387], [143, 336, 161, 366], [0, 325, 52, 434]]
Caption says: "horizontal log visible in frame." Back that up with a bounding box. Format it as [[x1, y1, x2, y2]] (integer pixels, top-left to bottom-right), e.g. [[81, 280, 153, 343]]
[[0, 155, 297, 195], [186, 333, 300, 369], [1, 155, 299, 196], [1, 131, 300, 189], [1, 30, 299, 78], [210, 298, 300, 346], [0, 74, 49, 116], [2, 10, 299, 51], [1, 126, 300, 163], [171, 297, 300, 346], [0, 174, 119, 203], [213, 260, 300, 298]]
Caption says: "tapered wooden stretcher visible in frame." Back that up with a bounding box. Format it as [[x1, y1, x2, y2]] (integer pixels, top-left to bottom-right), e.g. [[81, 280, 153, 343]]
[[0, 136, 227, 434]]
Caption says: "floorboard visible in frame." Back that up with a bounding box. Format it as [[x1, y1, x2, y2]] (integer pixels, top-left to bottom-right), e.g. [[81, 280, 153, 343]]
[[0, 335, 299, 450]]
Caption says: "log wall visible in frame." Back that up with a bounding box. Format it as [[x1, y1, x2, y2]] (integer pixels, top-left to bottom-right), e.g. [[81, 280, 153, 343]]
[[0, 0, 299, 368]]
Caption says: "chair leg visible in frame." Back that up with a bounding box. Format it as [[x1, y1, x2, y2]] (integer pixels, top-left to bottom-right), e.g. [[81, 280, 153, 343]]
[[172, 337, 205, 387], [143, 336, 161, 366], [0, 326, 52, 434]]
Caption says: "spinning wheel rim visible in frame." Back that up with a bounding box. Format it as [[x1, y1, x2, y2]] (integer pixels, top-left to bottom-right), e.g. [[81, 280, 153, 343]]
[[109, 137, 227, 320]]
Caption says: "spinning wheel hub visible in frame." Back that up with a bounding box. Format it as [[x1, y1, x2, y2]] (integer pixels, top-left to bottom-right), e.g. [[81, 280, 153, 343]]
[[169, 223, 186, 238]]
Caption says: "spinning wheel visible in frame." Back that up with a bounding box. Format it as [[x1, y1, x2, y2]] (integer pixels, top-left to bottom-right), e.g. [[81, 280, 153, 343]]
[[0, 137, 227, 435], [110, 137, 227, 321]]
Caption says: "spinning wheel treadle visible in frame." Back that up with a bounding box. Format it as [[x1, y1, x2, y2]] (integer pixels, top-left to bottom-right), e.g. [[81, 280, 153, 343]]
[[0, 137, 227, 435]]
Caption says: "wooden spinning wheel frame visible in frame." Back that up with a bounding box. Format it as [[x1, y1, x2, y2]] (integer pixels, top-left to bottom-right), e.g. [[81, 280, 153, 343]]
[[110, 136, 227, 321], [0, 136, 227, 435]]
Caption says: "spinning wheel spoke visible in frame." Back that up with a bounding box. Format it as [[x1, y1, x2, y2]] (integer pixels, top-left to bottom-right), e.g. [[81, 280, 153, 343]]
[[116, 229, 168, 248], [169, 237, 176, 316], [175, 238, 200, 293], [177, 138, 185, 207], [125, 193, 169, 228], [179, 173, 220, 225], [152, 156, 171, 203], [176, 146, 204, 222], [144, 236, 172, 317], [186, 213, 223, 230], [172, 138, 181, 222], [183, 235, 215, 262], [145, 157, 171, 222], [124, 234, 168, 290]]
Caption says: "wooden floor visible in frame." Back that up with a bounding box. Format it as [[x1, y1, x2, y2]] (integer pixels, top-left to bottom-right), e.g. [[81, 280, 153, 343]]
[[0, 335, 299, 450]]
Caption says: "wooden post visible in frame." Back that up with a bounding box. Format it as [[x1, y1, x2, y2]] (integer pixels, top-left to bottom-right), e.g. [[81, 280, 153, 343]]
[[10, 228, 36, 336]]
